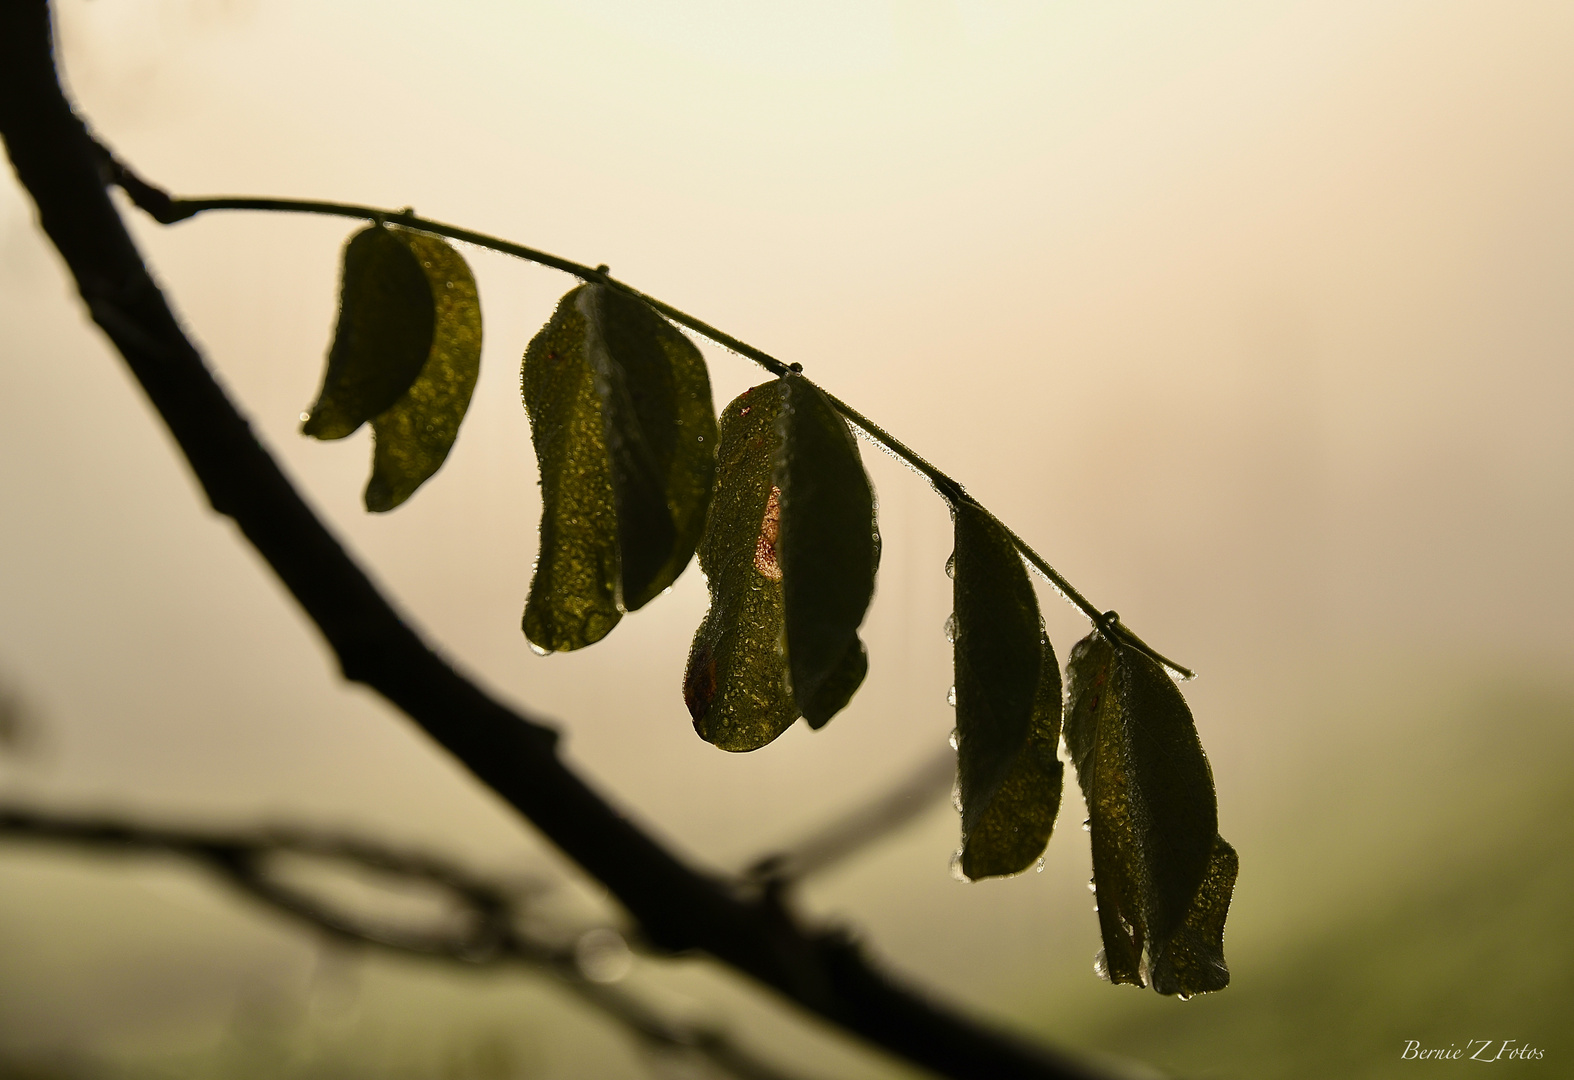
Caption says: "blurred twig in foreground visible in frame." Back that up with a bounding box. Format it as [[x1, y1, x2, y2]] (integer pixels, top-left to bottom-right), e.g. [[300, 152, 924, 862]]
[[0, 805, 818, 1080]]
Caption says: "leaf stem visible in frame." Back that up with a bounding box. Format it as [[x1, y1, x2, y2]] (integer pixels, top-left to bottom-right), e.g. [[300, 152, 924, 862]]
[[158, 195, 1192, 679]]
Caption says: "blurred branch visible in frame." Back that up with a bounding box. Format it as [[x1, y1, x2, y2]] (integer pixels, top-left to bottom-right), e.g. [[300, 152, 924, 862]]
[[0, 804, 813, 1080], [745, 747, 956, 886], [0, 4, 1112, 1078]]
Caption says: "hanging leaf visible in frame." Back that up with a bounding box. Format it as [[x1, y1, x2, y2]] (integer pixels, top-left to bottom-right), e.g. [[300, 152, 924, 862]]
[[684, 386, 799, 750], [521, 291, 620, 650], [951, 501, 1063, 880], [684, 376, 879, 749], [521, 284, 716, 652], [583, 284, 716, 611], [1149, 834, 1237, 997], [776, 372, 879, 728], [1064, 630, 1224, 993], [364, 230, 482, 512], [303, 224, 435, 440]]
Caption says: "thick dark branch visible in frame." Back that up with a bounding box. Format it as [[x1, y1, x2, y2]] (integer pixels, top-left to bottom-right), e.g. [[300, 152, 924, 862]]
[[0, 6, 1110, 1078]]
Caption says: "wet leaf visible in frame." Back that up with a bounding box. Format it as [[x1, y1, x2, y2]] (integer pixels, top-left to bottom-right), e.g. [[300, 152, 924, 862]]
[[580, 285, 716, 611], [521, 284, 716, 652], [521, 290, 621, 651], [1150, 835, 1237, 997], [303, 225, 434, 440], [684, 386, 798, 750], [1065, 631, 1222, 992], [800, 637, 868, 731], [776, 373, 879, 728], [951, 501, 1063, 880], [684, 377, 879, 749], [364, 231, 482, 512]]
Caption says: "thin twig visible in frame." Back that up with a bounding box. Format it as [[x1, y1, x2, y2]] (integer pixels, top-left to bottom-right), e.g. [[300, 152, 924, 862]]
[[745, 746, 957, 886], [105, 166, 1192, 679], [0, 805, 817, 1080], [0, 7, 1115, 1077]]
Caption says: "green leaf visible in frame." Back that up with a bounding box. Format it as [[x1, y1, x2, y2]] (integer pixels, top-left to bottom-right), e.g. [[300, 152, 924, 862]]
[[1150, 835, 1237, 997], [776, 372, 879, 728], [951, 501, 1063, 880], [684, 385, 798, 750], [364, 230, 482, 512], [580, 285, 716, 611], [303, 225, 435, 441], [521, 284, 716, 652], [521, 289, 622, 651], [1064, 630, 1223, 992], [684, 376, 879, 749]]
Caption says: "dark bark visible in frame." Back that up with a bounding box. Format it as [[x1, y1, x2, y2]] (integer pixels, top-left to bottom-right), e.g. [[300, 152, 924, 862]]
[[0, 5, 1110, 1078]]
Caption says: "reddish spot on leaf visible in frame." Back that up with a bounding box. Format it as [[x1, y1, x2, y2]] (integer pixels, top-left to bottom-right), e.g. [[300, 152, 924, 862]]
[[754, 486, 783, 581], [684, 644, 718, 723]]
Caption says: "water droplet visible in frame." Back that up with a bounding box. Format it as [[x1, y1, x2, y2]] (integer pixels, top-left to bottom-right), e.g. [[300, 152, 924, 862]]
[[528, 641, 551, 657], [945, 685, 957, 707], [1093, 949, 1111, 981], [574, 928, 633, 984], [948, 850, 971, 883], [942, 613, 956, 644], [1087, 879, 1097, 893], [947, 727, 959, 751], [1035, 856, 1046, 874], [299, 411, 311, 422], [1082, 818, 1091, 832], [944, 553, 956, 579]]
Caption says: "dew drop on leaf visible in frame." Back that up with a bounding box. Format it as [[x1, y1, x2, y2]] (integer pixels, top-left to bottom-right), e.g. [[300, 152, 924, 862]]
[[1094, 949, 1111, 982], [574, 928, 633, 984]]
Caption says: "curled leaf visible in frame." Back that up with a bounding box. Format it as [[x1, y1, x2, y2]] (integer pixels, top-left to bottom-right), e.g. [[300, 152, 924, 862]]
[[951, 501, 1063, 880], [1065, 630, 1225, 993], [303, 225, 435, 440], [521, 292, 620, 650], [583, 285, 716, 611], [521, 284, 716, 652], [684, 388, 798, 750], [1150, 834, 1237, 997], [684, 376, 879, 750], [365, 231, 483, 512], [776, 373, 879, 728]]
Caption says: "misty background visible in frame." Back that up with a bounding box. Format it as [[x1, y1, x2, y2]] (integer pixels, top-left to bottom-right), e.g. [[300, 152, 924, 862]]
[[1, 1, 1570, 1077]]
